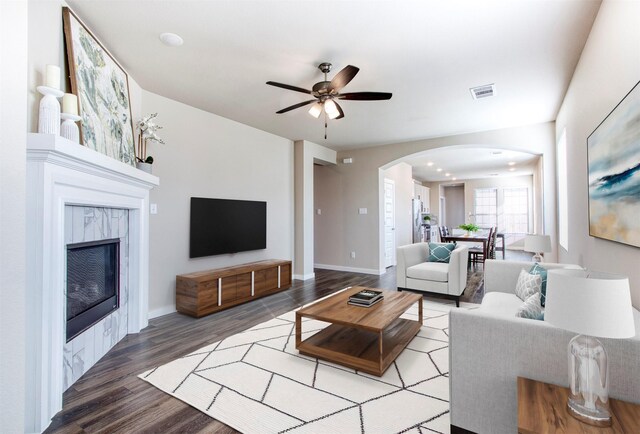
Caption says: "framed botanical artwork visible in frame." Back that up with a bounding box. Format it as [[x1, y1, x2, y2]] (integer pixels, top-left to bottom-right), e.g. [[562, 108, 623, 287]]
[[62, 7, 136, 166], [587, 80, 640, 248]]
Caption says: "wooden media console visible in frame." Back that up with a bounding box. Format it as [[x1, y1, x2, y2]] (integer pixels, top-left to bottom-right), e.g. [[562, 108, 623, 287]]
[[176, 259, 292, 317]]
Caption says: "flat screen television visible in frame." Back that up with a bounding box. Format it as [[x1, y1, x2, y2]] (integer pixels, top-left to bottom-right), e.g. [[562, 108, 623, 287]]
[[189, 197, 267, 258]]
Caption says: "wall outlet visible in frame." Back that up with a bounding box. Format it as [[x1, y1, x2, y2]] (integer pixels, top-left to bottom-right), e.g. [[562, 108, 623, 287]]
[[350, 251, 356, 259], [316, 208, 321, 215], [358, 208, 367, 215], [150, 203, 158, 214]]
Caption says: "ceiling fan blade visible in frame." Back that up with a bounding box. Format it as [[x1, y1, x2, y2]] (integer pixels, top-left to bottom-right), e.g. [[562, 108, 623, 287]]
[[334, 101, 345, 119], [266, 81, 312, 95], [329, 65, 359, 92], [338, 92, 392, 101], [275, 99, 317, 114]]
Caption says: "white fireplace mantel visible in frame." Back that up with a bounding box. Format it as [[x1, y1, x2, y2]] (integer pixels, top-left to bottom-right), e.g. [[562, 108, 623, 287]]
[[25, 133, 159, 433]]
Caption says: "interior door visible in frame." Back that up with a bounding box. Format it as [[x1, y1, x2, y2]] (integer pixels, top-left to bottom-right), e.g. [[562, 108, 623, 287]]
[[384, 179, 396, 267]]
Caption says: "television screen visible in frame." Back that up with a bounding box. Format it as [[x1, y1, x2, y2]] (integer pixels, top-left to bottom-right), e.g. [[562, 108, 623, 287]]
[[189, 197, 267, 258]]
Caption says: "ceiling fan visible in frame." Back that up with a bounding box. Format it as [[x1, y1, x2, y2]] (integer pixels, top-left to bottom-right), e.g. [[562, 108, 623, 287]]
[[266, 62, 392, 139]]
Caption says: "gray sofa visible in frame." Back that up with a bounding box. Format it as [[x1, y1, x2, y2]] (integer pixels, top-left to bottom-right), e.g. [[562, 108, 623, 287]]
[[396, 242, 469, 306], [449, 259, 640, 434]]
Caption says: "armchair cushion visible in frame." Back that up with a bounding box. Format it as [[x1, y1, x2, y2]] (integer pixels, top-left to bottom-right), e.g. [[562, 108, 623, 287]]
[[428, 242, 456, 263], [406, 262, 449, 282]]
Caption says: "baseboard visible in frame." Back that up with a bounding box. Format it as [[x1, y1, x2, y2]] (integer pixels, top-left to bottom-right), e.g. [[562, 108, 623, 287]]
[[293, 272, 315, 281], [148, 305, 177, 319], [314, 263, 384, 276]]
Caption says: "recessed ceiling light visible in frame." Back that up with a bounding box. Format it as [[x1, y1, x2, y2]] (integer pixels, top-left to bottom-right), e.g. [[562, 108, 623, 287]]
[[489, 173, 499, 176], [445, 173, 451, 176], [427, 162, 434, 166], [491, 151, 503, 155], [159, 32, 184, 47], [437, 168, 442, 172], [452, 177, 457, 180], [509, 168, 516, 171], [508, 161, 516, 166]]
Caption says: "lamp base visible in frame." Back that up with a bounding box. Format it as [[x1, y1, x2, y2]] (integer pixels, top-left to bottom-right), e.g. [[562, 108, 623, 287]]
[[567, 402, 612, 427], [567, 334, 611, 427]]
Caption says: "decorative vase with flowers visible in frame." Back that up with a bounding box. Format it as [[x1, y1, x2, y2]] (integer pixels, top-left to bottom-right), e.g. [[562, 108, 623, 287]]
[[136, 113, 165, 173], [459, 223, 480, 236]]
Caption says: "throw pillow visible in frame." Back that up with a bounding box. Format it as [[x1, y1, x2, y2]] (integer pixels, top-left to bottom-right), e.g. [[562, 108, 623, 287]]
[[516, 292, 544, 319], [529, 263, 548, 307], [515, 269, 542, 301], [428, 242, 456, 263]]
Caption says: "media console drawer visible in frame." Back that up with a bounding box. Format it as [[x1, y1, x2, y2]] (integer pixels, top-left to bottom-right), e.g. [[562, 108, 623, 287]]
[[176, 259, 292, 318]]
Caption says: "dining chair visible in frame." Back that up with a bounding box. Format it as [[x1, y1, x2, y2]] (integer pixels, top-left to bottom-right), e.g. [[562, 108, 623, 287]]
[[468, 227, 493, 269]]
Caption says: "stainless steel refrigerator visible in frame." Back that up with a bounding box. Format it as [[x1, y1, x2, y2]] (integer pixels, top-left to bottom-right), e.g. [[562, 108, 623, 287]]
[[412, 199, 423, 243]]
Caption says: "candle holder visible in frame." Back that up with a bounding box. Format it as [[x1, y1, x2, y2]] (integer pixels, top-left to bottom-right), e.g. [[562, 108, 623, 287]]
[[60, 113, 82, 143], [37, 85, 64, 135]]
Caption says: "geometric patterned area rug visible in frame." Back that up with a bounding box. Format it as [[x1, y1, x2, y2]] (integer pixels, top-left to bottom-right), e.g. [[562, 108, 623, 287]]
[[139, 289, 474, 434]]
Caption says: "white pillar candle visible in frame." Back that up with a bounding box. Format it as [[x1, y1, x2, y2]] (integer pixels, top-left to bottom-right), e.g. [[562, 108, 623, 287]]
[[45, 64, 61, 90], [62, 93, 78, 116]]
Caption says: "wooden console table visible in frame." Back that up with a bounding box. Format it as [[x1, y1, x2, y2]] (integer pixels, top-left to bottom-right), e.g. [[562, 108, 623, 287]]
[[517, 377, 640, 433], [176, 259, 292, 317]]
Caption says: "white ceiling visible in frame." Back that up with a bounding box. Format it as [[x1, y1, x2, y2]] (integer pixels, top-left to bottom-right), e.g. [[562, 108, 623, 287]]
[[66, 0, 601, 151], [406, 146, 539, 182]]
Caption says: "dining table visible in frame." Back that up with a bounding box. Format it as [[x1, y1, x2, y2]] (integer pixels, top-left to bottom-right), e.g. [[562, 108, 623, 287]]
[[441, 231, 491, 264]]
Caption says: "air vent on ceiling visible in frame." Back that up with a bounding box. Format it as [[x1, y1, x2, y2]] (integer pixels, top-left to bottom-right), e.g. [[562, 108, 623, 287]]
[[470, 84, 496, 100]]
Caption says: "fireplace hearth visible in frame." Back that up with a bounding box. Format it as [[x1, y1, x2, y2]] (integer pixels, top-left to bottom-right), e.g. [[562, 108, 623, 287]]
[[66, 238, 120, 341]]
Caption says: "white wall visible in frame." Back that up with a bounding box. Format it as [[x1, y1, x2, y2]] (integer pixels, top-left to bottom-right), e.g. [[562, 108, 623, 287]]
[[320, 122, 558, 273], [294, 140, 336, 279], [555, 0, 640, 308], [0, 1, 28, 431], [143, 90, 294, 317]]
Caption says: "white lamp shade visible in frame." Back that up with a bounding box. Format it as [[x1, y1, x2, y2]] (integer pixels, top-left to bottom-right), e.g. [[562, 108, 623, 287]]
[[308, 102, 322, 118], [524, 234, 552, 253], [545, 269, 636, 339], [324, 99, 340, 119]]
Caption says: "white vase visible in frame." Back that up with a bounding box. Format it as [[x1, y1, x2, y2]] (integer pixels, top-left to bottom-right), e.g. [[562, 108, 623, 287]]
[[136, 162, 152, 174]]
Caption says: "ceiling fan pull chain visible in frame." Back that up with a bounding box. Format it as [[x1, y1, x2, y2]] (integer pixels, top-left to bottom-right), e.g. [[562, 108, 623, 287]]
[[324, 113, 328, 139]]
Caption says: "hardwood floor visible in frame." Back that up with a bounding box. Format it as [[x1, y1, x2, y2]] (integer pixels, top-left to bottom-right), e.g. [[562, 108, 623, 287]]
[[46, 258, 528, 433]]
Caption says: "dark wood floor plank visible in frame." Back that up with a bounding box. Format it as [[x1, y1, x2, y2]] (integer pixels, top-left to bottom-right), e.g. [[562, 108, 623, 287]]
[[45, 262, 502, 433]]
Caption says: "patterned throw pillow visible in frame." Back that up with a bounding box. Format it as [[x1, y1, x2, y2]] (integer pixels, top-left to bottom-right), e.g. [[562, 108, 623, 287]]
[[529, 263, 548, 307], [515, 269, 542, 301], [516, 292, 544, 319], [428, 242, 456, 263]]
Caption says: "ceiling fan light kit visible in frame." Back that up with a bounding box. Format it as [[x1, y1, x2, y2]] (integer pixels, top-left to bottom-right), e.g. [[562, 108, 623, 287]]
[[267, 62, 392, 139]]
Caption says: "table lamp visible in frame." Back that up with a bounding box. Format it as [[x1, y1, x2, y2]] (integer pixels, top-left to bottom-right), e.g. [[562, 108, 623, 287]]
[[545, 269, 636, 426], [524, 234, 551, 262]]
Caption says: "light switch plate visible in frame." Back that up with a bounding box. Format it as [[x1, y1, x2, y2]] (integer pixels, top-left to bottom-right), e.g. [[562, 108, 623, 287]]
[[358, 208, 367, 215], [316, 209, 321, 215], [150, 203, 158, 214]]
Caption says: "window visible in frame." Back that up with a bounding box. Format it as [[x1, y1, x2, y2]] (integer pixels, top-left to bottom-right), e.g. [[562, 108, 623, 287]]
[[474, 188, 497, 227], [503, 188, 529, 234], [558, 129, 568, 250]]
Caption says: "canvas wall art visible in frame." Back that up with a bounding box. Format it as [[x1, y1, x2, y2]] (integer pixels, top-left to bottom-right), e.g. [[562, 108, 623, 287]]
[[63, 8, 136, 166], [588, 80, 640, 248]]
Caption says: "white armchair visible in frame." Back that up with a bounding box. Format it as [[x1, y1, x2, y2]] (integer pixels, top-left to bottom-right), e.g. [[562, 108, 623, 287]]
[[396, 242, 469, 306]]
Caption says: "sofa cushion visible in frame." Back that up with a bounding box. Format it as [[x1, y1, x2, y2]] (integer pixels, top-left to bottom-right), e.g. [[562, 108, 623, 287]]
[[406, 262, 449, 282], [515, 269, 542, 301], [529, 263, 548, 306], [479, 292, 524, 316], [428, 242, 456, 263], [516, 292, 544, 319]]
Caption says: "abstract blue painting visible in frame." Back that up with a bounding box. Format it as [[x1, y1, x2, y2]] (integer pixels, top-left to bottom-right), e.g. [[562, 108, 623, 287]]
[[588, 81, 640, 248]]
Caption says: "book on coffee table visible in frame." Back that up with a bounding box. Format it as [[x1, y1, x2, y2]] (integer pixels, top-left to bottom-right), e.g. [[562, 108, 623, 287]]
[[348, 289, 383, 307], [348, 297, 383, 307]]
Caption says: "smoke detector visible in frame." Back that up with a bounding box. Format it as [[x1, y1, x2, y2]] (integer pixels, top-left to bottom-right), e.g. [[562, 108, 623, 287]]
[[470, 84, 496, 100]]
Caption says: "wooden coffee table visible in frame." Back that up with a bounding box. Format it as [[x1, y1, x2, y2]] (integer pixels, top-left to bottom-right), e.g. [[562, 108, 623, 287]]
[[295, 286, 423, 376]]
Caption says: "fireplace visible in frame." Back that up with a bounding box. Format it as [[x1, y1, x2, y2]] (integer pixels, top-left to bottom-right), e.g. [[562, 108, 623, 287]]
[[66, 238, 120, 342]]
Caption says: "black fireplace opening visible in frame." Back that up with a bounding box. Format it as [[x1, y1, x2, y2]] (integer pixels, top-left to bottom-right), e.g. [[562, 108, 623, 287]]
[[66, 238, 120, 342]]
